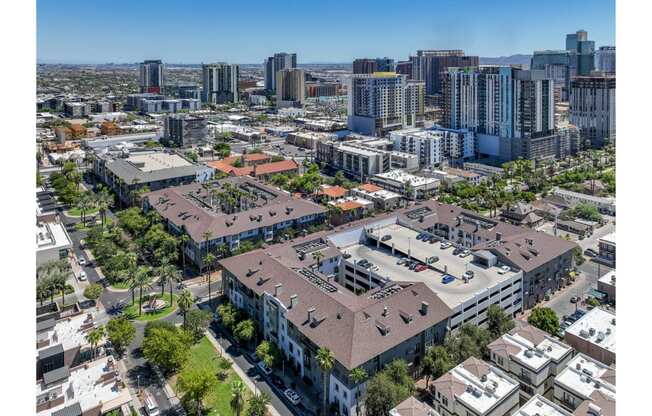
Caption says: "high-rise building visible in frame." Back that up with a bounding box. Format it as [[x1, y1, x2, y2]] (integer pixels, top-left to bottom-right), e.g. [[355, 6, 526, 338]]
[[201, 63, 240, 104], [139, 60, 164, 94], [596, 46, 616, 73], [264, 52, 297, 91], [566, 30, 595, 77], [375, 57, 395, 72], [353, 58, 377, 74], [396, 61, 413, 78], [276, 68, 305, 108], [409, 50, 479, 95], [347, 72, 425, 136], [164, 114, 208, 147], [570, 75, 616, 148], [512, 70, 555, 139], [531, 50, 572, 101]]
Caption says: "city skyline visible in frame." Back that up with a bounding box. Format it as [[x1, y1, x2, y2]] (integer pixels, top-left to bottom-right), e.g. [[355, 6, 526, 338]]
[[37, 0, 615, 64]]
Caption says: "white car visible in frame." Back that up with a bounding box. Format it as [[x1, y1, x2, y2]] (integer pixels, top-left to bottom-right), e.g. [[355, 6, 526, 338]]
[[257, 361, 272, 376], [459, 249, 471, 258], [498, 265, 511, 275], [78, 257, 86, 266], [463, 270, 474, 280], [440, 242, 452, 249], [78, 271, 87, 281], [284, 388, 301, 405], [144, 394, 160, 416]]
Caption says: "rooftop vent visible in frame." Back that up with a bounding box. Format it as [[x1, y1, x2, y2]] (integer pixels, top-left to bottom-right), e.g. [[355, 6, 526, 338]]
[[289, 294, 298, 309], [420, 301, 429, 315]]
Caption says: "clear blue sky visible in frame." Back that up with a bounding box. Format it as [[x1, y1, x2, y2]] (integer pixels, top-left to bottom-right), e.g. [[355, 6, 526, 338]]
[[37, 0, 615, 64]]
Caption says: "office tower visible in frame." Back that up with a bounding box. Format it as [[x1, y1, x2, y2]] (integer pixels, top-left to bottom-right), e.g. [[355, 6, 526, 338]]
[[396, 61, 413, 78], [596, 46, 616, 73], [409, 50, 479, 95], [264, 52, 297, 91], [353, 58, 377, 74], [347, 73, 424, 136], [565, 30, 587, 52], [139, 59, 164, 94], [570, 75, 616, 148], [566, 30, 595, 77], [512, 70, 555, 138], [531, 50, 572, 101], [201, 63, 240, 104], [164, 114, 208, 147], [276, 68, 305, 108], [375, 57, 395, 72]]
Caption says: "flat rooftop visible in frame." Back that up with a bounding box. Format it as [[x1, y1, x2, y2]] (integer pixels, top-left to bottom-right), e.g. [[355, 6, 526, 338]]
[[516, 394, 571, 416], [565, 308, 615, 354], [36, 356, 131, 416], [37, 313, 95, 353], [598, 270, 616, 287], [126, 152, 192, 172], [432, 357, 519, 415], [344, 223, 519, 308], [36, 222, 72, 253], [555, 354, 616, 400], [374, 170, 438, 187], [599, 232, 616, 245]]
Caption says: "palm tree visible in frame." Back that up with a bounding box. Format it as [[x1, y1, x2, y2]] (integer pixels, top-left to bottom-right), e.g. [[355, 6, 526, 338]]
[[246, 392, 271, 416], [316, 347, 335, 416], [200, 231, 213, 277], [349, 367, 368, 416], [311, 251, 324, 270], [75, 192, 93, 226], [134, 266, 153, 316], [203, 252, 217, 308], [230, 379, 246, 416], [157, 261, 181, 304], [86, 325, 104, 359], [95, 187, 112, 227], [37, 280, 50, 306], [178, 290, 194, 328], [179, 233, 190, 273], [124, 253, 138, 304]]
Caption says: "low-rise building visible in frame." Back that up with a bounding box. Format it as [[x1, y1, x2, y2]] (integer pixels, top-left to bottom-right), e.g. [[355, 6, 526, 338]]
[[463, 162, 504, 177], [287, 131, 336, 150], [36, 356, 132, 416], [552, 189, 615, 216], [371, 170, 440, 200], [36, 221, 73, 266], [143, 177, 328, 268], [93, 149, 214, 204], [553, 353, 615, 414], [208, 155, 299, 180], [391, 126, 475, 167], [430, 357, 520, 416], [488, 322, 573, 400], [597, 270, 615, 304], [597, 233, 615, 266], [499, 203, 544, 228], [351, 183, 404, 211], [563, 308, 615, 366], [515, 394, 572, 416], [164, 114, 208, 147], [391, 396, 440, 416], [328, 196, 374, 225]]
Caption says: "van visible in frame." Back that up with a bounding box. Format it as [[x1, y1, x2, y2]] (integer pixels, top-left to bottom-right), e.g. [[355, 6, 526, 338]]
[[144, 394, 160, 416]]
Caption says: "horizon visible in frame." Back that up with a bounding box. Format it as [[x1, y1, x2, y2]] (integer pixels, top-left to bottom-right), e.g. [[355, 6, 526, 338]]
[[37, 0, 615, 64]]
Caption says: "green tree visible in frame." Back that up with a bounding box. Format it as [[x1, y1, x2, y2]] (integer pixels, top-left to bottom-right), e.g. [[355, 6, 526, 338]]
[[106, 317, 135, 357], [316, 347, 334, 416], [217, 302, 239, 331], [311, 250, 324, 269], [234, 319, 256, 345], [178, 289, 195, 328], [157, 262, 182, 302], [423, 346, 453, 386], [444, 324, 492, 363], [177, 366, 218, 416], [364, 372, 410, 416], [86, 325, 105, 359], [487, 304, 515, 339], [142, 326, 192, 374], [528, 307, 560, 335], [349, 367, 368, 416], [255, 340, 280, 368], [134, 265, 154, 316], [384, 359, 414, 392], [83, 283, 103, 300], [185, 309, 212, 342], [230, 379, 246, 416], [573, 246, 585, 266], [246, 392, 270, 416]]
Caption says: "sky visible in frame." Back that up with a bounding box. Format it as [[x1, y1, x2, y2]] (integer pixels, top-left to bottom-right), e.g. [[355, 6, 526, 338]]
[[37, 0, 616, 64]]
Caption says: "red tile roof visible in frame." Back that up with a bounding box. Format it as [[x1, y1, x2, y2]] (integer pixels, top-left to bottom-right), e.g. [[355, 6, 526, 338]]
[[318, 186, 348, 198], [358, 183, 383, 193], [336, 201, 363, 211], [253, 159, 299, 176]]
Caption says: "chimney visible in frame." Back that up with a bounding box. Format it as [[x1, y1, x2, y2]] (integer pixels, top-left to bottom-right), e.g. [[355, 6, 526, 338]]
[[496, 232, 502, 241], [274, 283, 283, 297], [420, 301, 429, 315], [308, 307, 316, 322], [290, 294, 298, 309], [382, 306, 389, 317]]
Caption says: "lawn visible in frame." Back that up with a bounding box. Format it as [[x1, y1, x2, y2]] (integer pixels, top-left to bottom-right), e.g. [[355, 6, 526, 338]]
[[123, 292, 178, 321], [67, 206, 99, 217], [172, 337, 251, 416]]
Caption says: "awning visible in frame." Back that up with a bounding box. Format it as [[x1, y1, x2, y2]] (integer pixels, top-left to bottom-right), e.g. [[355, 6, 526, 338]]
[[588, 289, 607, 301]]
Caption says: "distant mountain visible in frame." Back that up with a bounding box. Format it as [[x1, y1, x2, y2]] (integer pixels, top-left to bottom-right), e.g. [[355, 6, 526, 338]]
[[480, 54, 532, 68]]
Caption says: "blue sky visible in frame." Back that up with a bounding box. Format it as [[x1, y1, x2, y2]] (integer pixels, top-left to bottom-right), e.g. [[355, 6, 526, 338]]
[[37, 0, 615, 64]]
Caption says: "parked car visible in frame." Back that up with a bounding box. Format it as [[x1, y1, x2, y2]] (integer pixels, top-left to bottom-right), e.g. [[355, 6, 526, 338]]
[[342, 252, 351, 259], [426, 256, 439, 264], [416, 233, 425, 240], [144, 394, 160, 416], [272, 375, 286, 389], [441, 275, 455, 284], [381, 235, 392, 242], [463, 270, 474, 280], [284, 388, 302, 405], [440, 242, 452, 249], [428, 236, 438, 244], [498, 265, 511, 275], [78, 256, 86, 266], [396, 258, 407, 266], [78, 271, 87, 281], [570, 296, 580, 303], [408, 262, 418, 270], [459, 249, 471, 258], [257, 361, 272, 376], [584, 248, 598, 257], [452, 247, 463, 256], [414, 264, 428, 272]]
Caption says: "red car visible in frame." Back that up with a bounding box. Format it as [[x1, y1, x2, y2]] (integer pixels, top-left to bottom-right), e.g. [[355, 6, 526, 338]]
[[414, 264, 428, 272]]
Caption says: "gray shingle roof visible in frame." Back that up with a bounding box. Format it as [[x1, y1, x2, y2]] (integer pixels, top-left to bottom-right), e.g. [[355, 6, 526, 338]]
[[43, 366, 70, 385], [52, 403, 82, 416], [106, 158, 207, 184]]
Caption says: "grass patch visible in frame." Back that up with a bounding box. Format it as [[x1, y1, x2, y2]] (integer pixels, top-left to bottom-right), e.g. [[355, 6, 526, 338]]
[[123, 293, 178, 321], [110, 281, 131, 290], [67, 207, 99, 217], [172, 337, 251, 416]]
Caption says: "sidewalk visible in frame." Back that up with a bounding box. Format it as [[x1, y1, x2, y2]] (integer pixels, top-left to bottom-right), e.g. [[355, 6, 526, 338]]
[[118, 359, 145, 415], [519, 273, 585, 321], [204, 331, 282, 416]]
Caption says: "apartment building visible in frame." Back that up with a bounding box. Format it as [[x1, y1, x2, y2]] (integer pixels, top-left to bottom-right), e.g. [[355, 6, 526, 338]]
[[276, 68, 305, 108], [488, 322, 573, 400], [202, 63, 240, 104], [390, 396, 440, 416], [36, 356, 132, 416], [286, 131, 337, 150], [430, 357, 520, 416], [264, 52, 297, 91], [569, 75, 615, 148], [391, 126, 476, 167], [564, 308, 615, 366], [93, 149, 214, 204], [140, 59, 164, 94], [409, 50, 479, 95], [347, 72, 425, 136], [553, 354, 615, 414], [515, 394, 572, 416], [164, 114, 208, 146], [552, 188, 615, 215], [143, 177, 327, 269], [371, 170, 440, 200], [219, 228, 452, 416], [597, 233, 615, 266], [350, 183, 404, 211]]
